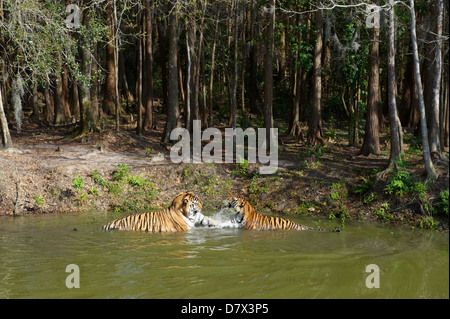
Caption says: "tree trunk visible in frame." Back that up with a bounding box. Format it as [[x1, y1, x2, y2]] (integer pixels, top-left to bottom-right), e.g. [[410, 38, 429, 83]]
[[136, 11, 143, 136], [360, 26, 381, 155], [208, 12, 219, 127], [75, 6, 98, 137], [44, 83, 54, 124], [90, 42, 99, 127], [429, 0, 443, 154], [143, 0, 154, 131], [409, 0, 437, 181], [103, 0, 117, 116], [386, 0, 403, 169], [161, 0, 180, 144], [230, 0, 239, 130], [30, 82, 40, 124], [0, 82, 12, 148], [53, 54, 65, 124], [307, 9, 324, 146], [157, 19, 168, 114]]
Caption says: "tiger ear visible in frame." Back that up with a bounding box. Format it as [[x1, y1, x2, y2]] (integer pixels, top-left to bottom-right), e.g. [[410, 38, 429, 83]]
[[240, 203, 245, 207]]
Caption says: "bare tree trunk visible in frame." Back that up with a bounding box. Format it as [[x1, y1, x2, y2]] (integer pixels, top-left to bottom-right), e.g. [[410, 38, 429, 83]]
[[384, 0, 403, 170], [162, 0, 179, 144], [90, 42, 99, 127], [0, 82, 12, 148], [53, 54, 65, 124], [75, 7, 98, 137], [208, 12, 219, 127], [429, 0, 443, 154], [44, 83, 54, 124], [409, 0, 437, 181], [103, 0, 117, 116], [231, 0, 239, 130], [185, 20, 191, 133], [30, 82, 40, 124], [136, 11, 143, 136], [307, 8, 324, 146], [360, 25, 381, 155], [143, 0, 154, 131]]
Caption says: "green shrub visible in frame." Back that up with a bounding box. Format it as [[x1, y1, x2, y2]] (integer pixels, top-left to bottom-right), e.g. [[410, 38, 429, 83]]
[[72, 174, 84, 192], [434, 189, 449, 215]]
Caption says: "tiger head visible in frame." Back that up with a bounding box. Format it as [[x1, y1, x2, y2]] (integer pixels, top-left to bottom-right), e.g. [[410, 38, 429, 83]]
[[227, 196, 254, 226], [171, 192, 204, 225]]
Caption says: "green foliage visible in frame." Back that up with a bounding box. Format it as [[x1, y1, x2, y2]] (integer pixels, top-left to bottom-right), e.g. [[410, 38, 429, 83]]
[[91, 170, 107, 186], [113, 164, 130, 181], [33, 195, 45, 207], [231, 159, 251, 178], [384, 161, 413, 197], [72, 174, 84, 192], [434, 189, 449, 215]]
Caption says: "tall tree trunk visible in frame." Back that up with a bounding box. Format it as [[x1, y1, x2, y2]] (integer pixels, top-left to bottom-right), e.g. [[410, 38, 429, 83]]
[[136, 11, 143, 136], [143, 0, 154, 131], [429, 0, 443, 154], [0, 82, 12, 148], [360, 25, 381, 155], [385, 0, 403, 170], [162, 0, 179, 144], [90, 42, 99, 127], [409, 0, 437, 181], [53, 54, 65, 124], [230, 0, 239, 130], [157, 19, 168, 114], [44, 83, 54, 124], [307, 9, 324, 146], [103, 0, 117, 116], [208, 12, 219, 127], [75, 6, 98, 137]]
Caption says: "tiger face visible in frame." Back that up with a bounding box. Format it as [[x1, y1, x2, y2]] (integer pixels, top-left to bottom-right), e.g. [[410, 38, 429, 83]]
[[172, 192, 204, 226], [227, 196, 251, 226]]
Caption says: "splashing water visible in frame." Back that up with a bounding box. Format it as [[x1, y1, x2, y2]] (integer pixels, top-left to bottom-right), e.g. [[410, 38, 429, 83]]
[[207, 206, 236, 228]]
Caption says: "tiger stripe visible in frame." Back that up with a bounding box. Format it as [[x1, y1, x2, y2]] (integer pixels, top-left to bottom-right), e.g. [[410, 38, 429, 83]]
[[102, 192, 203, 232], [228, 197, 340, 232]]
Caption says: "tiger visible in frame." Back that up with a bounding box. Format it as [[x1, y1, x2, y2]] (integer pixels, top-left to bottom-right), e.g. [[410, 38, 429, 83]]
[[102, 192, 220, 232], [222, 196, 340, 232]]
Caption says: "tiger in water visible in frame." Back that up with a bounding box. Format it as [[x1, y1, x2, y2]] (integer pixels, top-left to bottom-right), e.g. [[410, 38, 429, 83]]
[[102, 192, 220, 232], [223, 196, 340, 232]]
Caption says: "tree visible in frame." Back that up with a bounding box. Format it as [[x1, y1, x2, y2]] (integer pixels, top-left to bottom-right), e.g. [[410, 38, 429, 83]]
[[359, 22, 381, 156], [428, 0, 443, 155], [307, 8, 324, 146], [263, 0, 275, 148], [385, 0, 403, 172], [0, 82, 12, 148], [74, 5, 99, 138], [161, 0, 180, 144], [103, 0, 118, 116], [143, 0, 154, 131], [408, 0, 437, 181]]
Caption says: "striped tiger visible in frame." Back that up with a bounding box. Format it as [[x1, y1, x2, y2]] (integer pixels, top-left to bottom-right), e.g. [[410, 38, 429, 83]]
[[224, 196, 340, 232], [102, 192, 220, 232]]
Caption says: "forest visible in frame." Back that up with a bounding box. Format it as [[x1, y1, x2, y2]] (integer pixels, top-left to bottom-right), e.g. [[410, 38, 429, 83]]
[[0, 0, 449, 229]]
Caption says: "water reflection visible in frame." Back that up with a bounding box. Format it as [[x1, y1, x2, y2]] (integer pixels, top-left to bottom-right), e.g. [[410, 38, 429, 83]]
[[0, 213, 448, 298]]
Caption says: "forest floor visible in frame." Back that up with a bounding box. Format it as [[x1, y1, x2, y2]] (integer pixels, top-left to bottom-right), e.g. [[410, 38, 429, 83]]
[[0, 117, 448, 231]]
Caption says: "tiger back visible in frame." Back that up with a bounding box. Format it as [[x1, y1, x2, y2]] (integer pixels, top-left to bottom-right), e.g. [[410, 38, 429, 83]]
[[102, 192, 210, 232], [227, 197, 340, 232]]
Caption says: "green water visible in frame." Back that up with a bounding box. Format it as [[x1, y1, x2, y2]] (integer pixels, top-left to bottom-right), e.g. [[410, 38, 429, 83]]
[[0, 212, 448, 299]]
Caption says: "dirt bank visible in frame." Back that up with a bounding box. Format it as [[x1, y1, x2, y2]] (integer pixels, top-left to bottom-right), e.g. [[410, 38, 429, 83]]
[[0, 122, 448, 231]]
